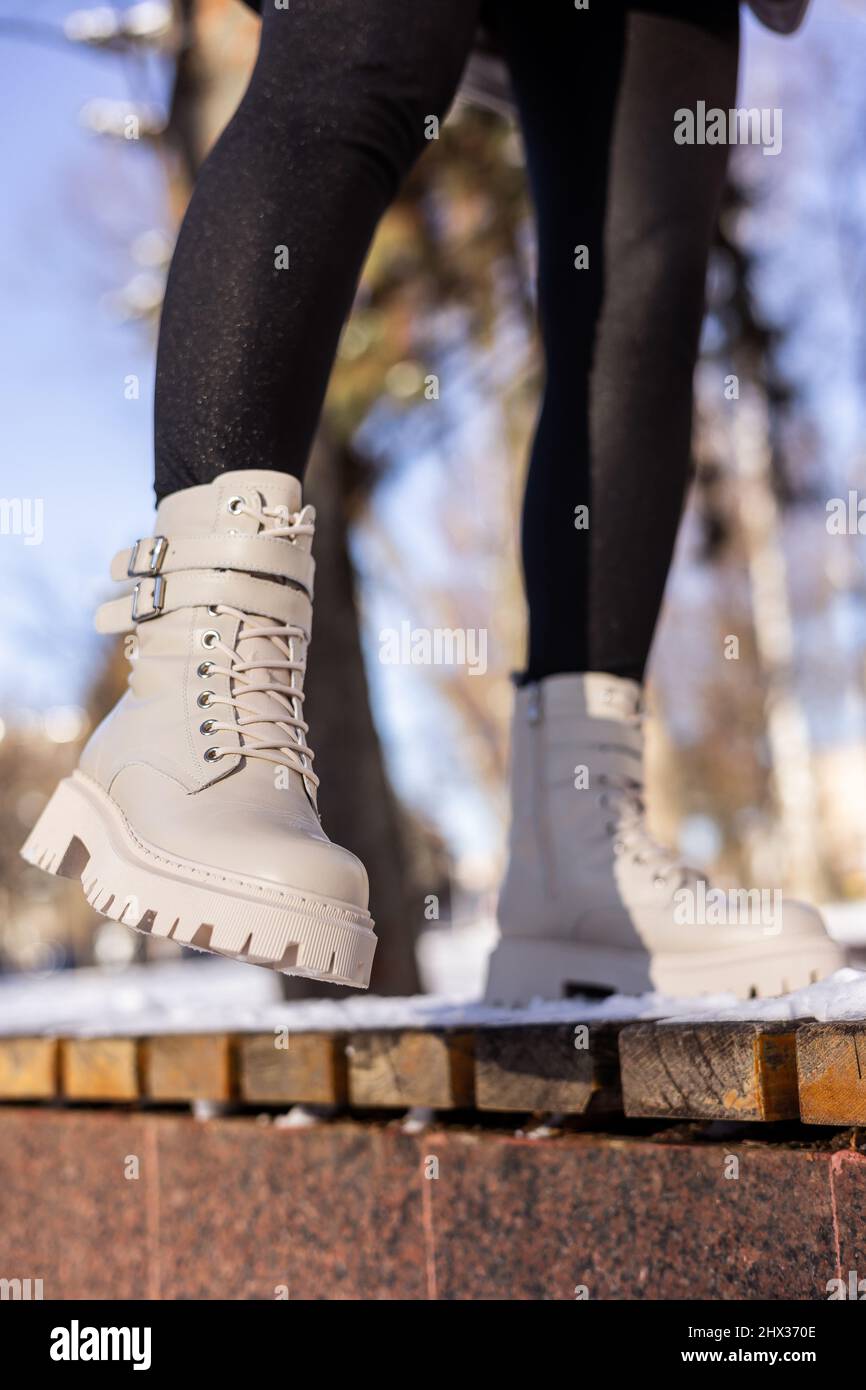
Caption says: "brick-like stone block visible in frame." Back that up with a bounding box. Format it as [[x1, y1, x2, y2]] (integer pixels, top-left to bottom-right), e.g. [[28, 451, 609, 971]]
[[0, 1109, 850, 1300], [828, 1150, 866, 1290], [424, 1131, 838, 1300], [154, 1117, 429, 1299], [0, 1109, 152, 1299]]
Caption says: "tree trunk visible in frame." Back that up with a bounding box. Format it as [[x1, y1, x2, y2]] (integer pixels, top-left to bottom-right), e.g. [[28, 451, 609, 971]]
[[279, 434, 421, 998]]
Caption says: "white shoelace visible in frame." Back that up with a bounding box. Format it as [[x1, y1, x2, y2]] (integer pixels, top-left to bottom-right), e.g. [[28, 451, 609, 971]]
[[199, 502, 319, 787], [599, 774, 699, 891]]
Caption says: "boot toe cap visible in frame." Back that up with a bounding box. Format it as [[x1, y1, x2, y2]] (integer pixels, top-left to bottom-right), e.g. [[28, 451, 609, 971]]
[[109, 767, 370, 912]]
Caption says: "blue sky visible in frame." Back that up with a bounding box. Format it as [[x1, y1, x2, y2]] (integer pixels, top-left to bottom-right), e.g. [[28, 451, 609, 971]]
[[0, 0, 167, 709]]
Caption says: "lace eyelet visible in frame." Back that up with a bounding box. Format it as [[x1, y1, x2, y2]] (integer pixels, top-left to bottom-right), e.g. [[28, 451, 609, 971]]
[[197, 691, 213, 708], [206, 605, 220, 617], [200, 720, 217, 735], [227, 496, 246, 515], [203, 747, 222, 762], [653, 875, 667, 889], [197, 661, 214, 678], [201, 629, 219, 649]]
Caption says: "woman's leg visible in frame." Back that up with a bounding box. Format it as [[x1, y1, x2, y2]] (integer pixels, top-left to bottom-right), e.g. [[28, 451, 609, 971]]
[[22, 1, 485, 992], [493, 0, 739, 683], [154, 0, 481, 501], [483, 1, 837, 1003]]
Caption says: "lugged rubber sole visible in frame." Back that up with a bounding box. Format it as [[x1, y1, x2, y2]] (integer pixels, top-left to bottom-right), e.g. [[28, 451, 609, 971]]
[[21, 772, 376, 989], [484, 933, 845, 1006]]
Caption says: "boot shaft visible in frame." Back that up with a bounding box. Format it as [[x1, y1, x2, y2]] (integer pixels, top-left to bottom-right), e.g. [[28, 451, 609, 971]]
[[81, 470, 319, 816], [500, 671, 675, 944]]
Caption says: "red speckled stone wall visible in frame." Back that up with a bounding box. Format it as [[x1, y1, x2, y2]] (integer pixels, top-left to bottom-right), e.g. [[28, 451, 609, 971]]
[[0, 1110, 862, 1300]]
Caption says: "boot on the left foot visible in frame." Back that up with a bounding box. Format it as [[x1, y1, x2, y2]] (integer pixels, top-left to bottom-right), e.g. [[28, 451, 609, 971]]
[[486, 672, 844, 1005]]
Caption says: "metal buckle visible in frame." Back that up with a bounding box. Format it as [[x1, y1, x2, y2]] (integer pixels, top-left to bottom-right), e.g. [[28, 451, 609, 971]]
[[131, 575, 165, 623], [128, 535, 168, 578]]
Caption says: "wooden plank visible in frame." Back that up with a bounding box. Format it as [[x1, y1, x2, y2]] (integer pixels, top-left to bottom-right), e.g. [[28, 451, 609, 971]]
[[0, 1037, 59, 1099], [143, 1033, 235, 1102], [347, 1029, 474, 1109], [797, 1021, 866, 1125], [619, 1020, 801, 1122], [61, 1037, 141, 1102], [474, 1022, 623, 1114], [239, 1031, 347, 1106]]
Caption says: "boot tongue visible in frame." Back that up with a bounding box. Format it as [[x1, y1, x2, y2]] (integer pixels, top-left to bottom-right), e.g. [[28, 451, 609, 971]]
[[234, 618, 312, 770], [228, 489, 316, 804], [518, 672, 642, 724], [558, 672, 642, 723], [218, 471, 304, 537], [520, 672, 643, 784], [151, 472, 316, 799], [154, 470, 303, 536]]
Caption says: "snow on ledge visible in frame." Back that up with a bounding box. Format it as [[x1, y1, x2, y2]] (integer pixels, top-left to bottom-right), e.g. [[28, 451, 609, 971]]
[[0, 957, 865, 1037]]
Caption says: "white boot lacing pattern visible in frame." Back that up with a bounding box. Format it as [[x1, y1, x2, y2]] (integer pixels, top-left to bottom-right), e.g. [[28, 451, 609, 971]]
[[598, 771, 703, 893], [197, 501, 319, 786]]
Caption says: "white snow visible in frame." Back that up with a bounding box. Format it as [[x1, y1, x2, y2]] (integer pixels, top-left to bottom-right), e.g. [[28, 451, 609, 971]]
[[0, 954, 865, 1036], [664, 967, 866, 1024], [400, 1107, 435, 1134], [273, 1105, 325, 1129], [0, 957, 280, 1037]]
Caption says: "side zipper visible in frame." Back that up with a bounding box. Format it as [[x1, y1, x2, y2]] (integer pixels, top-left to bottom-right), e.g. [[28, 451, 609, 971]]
[[527, 684, 558, 899]]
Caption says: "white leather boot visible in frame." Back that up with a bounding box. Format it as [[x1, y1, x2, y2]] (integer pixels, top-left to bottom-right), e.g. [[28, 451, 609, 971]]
[[485, 672, 843, 1004], [22, 470, 376, 988]]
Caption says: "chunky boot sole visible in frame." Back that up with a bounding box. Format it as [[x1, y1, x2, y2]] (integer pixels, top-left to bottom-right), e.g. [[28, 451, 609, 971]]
[[484, 934, 845, 1005], [21, 772, 376, 989]]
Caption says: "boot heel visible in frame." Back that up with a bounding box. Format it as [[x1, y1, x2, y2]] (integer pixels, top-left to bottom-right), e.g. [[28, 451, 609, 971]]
[[484, 937, 654, 1006], [20, 778, 95, 880]]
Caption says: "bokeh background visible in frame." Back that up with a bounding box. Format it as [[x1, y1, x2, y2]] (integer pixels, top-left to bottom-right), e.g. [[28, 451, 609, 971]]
[[2, 0, 866, 1005]]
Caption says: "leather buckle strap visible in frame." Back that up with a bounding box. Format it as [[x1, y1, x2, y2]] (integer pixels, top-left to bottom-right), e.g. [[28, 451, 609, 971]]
[[111, 534, 314, 597], [127, 535, 168, 577], [130, 575, 166, 622], [95, 569, 313, 635]]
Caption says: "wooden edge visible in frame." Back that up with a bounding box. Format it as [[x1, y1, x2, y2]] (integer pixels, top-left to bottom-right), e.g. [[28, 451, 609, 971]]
[[346, 1028, 475, 1109], [796, 1020, 866, 1126], [0, 1036, 60, 1099], [3, 1013, 835, 1125], [474, 1021, 624, 1114], [753, 1025, 801, 1123], [238, 1031, 348, 1106], [61, 1037, 143, 1102], [620, 1019, 802, 1122], [142, 1032, 237, 1102]]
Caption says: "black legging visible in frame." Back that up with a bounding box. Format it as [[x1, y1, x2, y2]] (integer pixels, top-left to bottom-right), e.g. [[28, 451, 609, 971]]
[[154, 0, 739, 684]]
